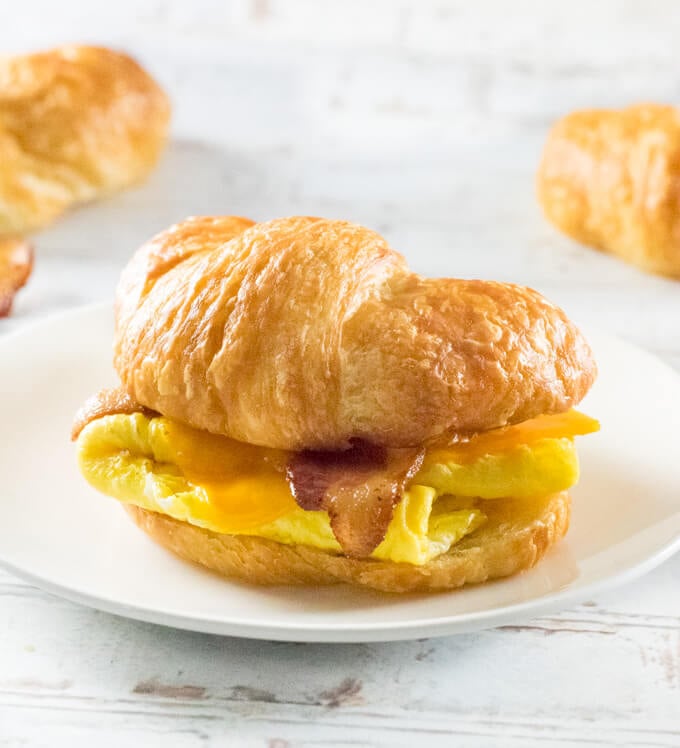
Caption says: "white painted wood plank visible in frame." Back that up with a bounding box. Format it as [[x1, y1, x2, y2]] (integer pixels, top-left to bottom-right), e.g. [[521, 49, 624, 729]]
[[1, 706, 678, 748], [0, 2, 677, 148]]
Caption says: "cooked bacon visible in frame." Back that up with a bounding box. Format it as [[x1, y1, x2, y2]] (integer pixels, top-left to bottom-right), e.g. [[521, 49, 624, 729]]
[[287, 441, 424, 557], [0, 238, 33, 318], [71, 387, 155, 440]]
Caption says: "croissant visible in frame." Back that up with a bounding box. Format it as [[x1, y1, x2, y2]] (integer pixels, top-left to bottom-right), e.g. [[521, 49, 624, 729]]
[[115, 215, 595, 451], [0, 45, 170, 235], [0, 237, 33, 317], [74, 216, 598, 591], [538, 104, 680, 279]]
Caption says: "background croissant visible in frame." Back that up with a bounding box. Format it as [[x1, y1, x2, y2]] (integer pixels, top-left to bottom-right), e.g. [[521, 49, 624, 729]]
[[115, 216, 596, 450], [538, 104, 680, 279], [0, 45, 170, 236]]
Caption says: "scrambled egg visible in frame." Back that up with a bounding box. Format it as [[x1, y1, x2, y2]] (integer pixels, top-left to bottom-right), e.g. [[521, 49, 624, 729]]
[[77, 411, 598, 565]]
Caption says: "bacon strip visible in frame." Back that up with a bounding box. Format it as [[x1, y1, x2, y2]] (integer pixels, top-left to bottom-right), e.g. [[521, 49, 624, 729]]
[[287, 441, 424, 557], [0, 238, 33, 318], [71, 387, 155, 440]]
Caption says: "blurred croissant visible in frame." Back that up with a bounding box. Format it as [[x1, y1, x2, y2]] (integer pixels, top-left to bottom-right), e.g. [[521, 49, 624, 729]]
[[0, 45, 170, 235], [538, 104, 680, 279], [0, 237, 33, 316], [114, 216, 596, 451]]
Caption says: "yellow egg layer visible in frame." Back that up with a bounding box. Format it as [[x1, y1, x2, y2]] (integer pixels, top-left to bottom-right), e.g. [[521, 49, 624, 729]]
[[76, 410, 598, 565]]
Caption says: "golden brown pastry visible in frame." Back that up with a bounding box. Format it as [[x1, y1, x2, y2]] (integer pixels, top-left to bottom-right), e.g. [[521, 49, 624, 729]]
[[125, 492, 570, 593], [538, 104, 680, 278], [0, 237, 33, 316], [0, 45, 170, 235], [115, 216, 595, 451], [74, 216, 598, 592]]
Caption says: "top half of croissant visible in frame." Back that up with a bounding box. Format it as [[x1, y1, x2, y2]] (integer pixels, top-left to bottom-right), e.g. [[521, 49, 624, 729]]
[[0, 45, 170, 235], [114, 216, 597, 450]]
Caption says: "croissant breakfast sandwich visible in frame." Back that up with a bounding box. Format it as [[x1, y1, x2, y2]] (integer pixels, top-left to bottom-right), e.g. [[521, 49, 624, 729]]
[[72, 216, 598, 592], [538, 104, 680, 279], [0, 45, 170, 236]]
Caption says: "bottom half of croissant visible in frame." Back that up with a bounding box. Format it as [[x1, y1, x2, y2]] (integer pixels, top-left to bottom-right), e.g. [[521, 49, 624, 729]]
[[124, 492, 570, 594]]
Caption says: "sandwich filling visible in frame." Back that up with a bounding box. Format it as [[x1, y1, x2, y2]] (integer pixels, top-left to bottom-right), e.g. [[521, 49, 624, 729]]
[[74, 389, 598, 566]]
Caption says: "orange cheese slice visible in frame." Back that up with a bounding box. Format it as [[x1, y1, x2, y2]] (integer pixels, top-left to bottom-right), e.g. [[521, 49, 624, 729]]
[[425, 409, 600, 466], [162, 420, 296, 531]]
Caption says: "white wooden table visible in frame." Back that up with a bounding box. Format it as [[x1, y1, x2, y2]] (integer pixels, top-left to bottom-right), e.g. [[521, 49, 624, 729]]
[[1, 2, 679, 745]]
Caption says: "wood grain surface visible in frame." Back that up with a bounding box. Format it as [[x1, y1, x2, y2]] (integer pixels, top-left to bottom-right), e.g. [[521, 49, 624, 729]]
[[1, 2, 679, 746]]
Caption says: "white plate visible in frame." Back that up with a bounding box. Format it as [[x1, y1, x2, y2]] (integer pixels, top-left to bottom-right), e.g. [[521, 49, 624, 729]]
[[1, 304, 679, 642]]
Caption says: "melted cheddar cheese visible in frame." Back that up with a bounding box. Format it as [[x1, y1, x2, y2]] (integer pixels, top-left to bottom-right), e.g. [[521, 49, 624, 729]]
[[76, 410, 598, 565]]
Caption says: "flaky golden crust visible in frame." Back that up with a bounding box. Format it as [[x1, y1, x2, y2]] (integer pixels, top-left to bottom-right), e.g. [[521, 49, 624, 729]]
[[0, 45, 170, 235], [538, 104, 680, 278], [124, 492, 570, 593], [114, 216, 596, 450]]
